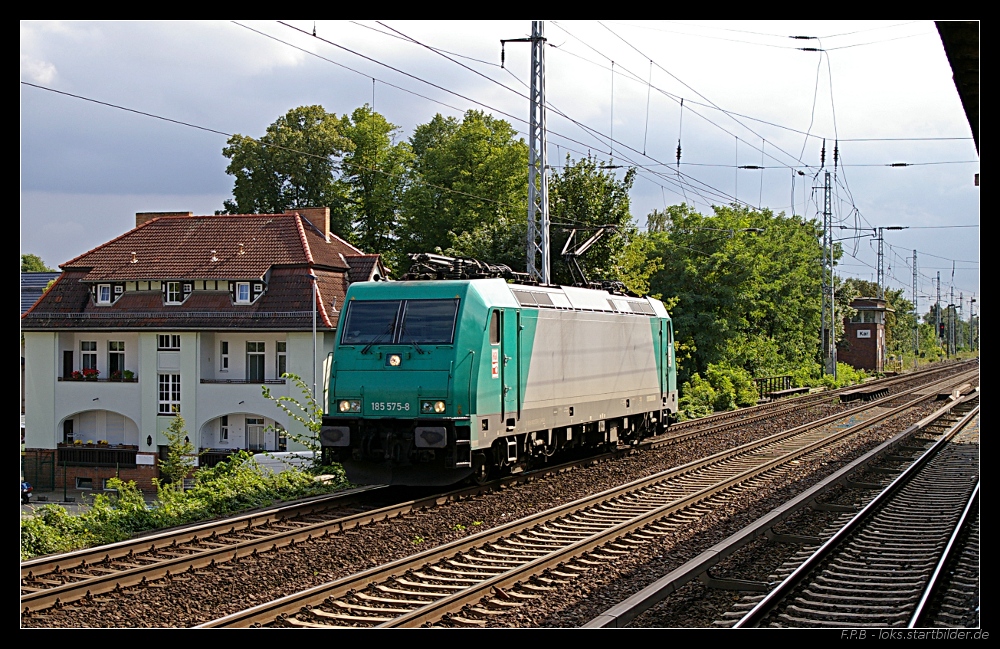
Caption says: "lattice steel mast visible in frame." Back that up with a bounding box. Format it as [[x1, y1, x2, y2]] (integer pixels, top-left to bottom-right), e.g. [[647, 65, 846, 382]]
[[505, 22, 550, 284]]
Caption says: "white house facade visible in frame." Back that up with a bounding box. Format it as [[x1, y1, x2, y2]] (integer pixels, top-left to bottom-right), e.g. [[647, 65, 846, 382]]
[[21, 208, 385, 492]]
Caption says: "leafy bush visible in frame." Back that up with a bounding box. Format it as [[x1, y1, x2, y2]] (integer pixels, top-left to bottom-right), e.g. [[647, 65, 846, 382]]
[[20, 505, 97, 560], [679, 363, 759, 420], [827, 363, 869, 388], [20, 453, 351, 561], [706, 363, 758, 409], [678, 373, 717, 420]]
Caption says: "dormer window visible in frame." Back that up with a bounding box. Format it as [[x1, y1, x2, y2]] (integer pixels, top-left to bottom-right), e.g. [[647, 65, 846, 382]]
[[236, 282, 251, 304], [97, 284, 112, 304], [166, 281, 182, 304]]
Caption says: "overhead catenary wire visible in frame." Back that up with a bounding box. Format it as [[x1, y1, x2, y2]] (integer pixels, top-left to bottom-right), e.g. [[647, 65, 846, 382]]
[[23, 20, 977, 298], [19, 81, 528, 214], [346, 21, 749, 212], [354, 19, 973, 234]]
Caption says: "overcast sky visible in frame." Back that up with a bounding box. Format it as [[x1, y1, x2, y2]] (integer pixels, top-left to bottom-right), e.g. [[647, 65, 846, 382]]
[[20, 20, 979, 315]]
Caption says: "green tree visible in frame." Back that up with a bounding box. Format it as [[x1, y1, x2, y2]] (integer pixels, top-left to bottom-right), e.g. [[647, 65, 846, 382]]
[[339, 106, 414, 261], [398, 110, 528, 272], [221, 105, 353, 234], [157, 416, 197, 491], [647, 204, 825, 385], [21, 253, 54, 272], [646, 208, 672, 233], [548, 154, 638, 288]]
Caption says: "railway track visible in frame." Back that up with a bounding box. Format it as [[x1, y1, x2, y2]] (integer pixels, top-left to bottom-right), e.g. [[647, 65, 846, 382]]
[[20, 361, 976, 625], [197, 370, 975, 628], [730, 397, 979, 628], [582, 389, 978, 628], [647, 360, 974, 448]]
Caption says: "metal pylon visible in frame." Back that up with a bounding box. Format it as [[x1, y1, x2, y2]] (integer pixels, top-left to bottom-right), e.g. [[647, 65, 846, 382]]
[[526, 21, 550, 285]]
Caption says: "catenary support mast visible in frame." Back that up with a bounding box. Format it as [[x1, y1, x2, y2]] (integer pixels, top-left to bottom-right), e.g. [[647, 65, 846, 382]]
[[525, 21, 550, 284]]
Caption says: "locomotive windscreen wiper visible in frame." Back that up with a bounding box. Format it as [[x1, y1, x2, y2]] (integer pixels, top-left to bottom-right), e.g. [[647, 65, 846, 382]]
[[361, 320, 396, 355], [399, 321, 426, 354]]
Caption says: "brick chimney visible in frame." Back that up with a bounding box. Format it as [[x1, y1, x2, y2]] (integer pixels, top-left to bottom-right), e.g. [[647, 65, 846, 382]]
[[285, 207, 331, 242], [136, 211, 193, 228]]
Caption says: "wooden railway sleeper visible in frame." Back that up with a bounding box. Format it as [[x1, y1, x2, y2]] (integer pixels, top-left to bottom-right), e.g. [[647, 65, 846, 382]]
[[493, 588, 540, 601], [412, 571, 481, 584], [461, 554, 521, 567], [482, 597, 524, 609], [308, 608, 393, 623], [330, 599, 417, 615], [469, 604, 513, 616], [378, 583, 456, 598], [547, 570, 581, 579], [355, 592, 431, 606], [432, 564, 504, 578], [393, 577, 467, 591]]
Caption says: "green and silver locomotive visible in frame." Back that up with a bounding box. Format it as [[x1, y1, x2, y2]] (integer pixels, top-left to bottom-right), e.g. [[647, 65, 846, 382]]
[[322, 267, 678, 486]]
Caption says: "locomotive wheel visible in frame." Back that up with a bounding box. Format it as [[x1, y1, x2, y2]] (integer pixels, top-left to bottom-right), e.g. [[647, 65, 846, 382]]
[[471, 452, 492, 485]]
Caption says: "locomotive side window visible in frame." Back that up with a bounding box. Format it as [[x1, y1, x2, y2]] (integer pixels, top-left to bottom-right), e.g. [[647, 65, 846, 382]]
[[667, 323, 674, 367], [341, 300, 402, 345], [489, 310, 500, 345]]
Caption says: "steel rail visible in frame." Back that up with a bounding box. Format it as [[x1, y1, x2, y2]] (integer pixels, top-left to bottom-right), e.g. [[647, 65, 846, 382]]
[[20, 440, 674, 612], [199, 373, 973, 628], [732, 396, 980, 628], [387, 383, 980, 629], [645, 365, 977, 453], [664, 359, 972, 435], [907, 481, 980, 628], [21, 486, 385, 575], [21, 364, 975, 619], [584, 391, 979, 628]]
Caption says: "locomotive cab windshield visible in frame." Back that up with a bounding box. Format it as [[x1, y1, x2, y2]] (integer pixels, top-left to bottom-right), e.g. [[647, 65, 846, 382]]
[[341, 298, 459, 347]]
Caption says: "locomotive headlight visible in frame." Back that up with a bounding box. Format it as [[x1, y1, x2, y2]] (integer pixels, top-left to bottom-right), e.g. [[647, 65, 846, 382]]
[[338, 400, 361, 413], [420, 400, 446, 414], [386, 354, 402, 367]]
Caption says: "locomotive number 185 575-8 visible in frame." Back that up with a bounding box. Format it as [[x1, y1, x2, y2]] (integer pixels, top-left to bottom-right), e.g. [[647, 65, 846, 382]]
[[371, 402, 411, 412]]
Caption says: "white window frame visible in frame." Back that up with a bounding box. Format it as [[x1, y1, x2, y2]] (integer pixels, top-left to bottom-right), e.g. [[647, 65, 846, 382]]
[[219, 415, 229, 444], [236, 282, 251, 304], [81, 341, 97, 371], [158, 374, 181, 414], [166, 281, 182, 304], [246, 417, 266, 451], [220, 341, 229, 371], [246, 341, 265, 382], [276, 341, 287, 378], [158, 335, 181, 350], [108, 341, 125, 375], [97, 284, 112, 304]]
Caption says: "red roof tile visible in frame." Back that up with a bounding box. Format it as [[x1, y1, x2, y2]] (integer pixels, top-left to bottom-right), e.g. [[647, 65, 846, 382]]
[[345, 254, 385, 283], [63, 213, 350, 281], [22, 212, 380, 331]]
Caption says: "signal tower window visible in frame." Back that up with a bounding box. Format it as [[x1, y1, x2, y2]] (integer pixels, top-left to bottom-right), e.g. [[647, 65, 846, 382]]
[[489, 311, 500, 345]]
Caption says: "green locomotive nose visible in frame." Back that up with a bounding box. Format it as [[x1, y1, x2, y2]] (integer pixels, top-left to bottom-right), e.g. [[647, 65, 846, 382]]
[[331, 293, 463, 417], [334, 368, 450, 416]]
